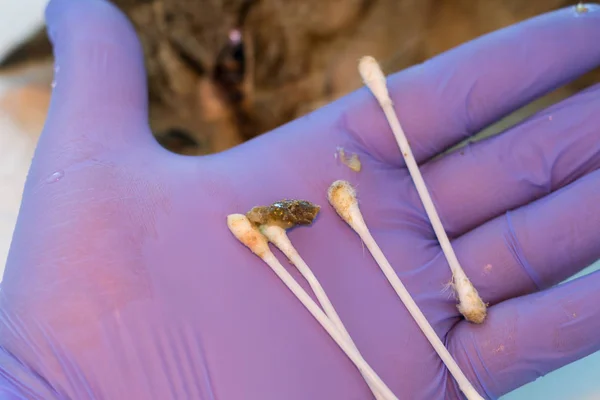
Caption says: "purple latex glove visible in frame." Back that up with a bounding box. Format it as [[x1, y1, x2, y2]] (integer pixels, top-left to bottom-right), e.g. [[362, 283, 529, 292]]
[[2, 0, 600, 398]]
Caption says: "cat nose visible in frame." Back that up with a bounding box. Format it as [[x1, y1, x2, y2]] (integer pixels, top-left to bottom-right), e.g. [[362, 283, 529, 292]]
[[155, 128, 200, 155]]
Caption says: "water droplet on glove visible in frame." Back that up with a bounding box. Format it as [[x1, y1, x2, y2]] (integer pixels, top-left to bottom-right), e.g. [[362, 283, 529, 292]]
[[46, 170, 64, 183]]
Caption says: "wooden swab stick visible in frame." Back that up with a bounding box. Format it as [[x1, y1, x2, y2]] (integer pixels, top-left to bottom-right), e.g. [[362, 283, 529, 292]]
[[328, 181, 485, 400], [227, 214, 398, 400], [260, 224, 385, 399], [358, 55, 487, 324]]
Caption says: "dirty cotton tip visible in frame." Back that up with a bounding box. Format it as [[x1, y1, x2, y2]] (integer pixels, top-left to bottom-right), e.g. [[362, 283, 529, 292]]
[[454, 271, 487, 324], [227, 214, 270, 258], [327, 180, 364, 231]]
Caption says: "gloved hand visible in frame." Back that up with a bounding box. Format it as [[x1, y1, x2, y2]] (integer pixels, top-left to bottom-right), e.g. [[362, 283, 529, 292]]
[[1, 1, 600, 398]]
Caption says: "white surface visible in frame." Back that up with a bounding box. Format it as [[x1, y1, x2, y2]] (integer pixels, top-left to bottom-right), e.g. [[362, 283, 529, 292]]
[[0, 0, 48, 277], [0, 93, 39, 275], [0, 1, 599, 399], [0, 0, 47, 61]]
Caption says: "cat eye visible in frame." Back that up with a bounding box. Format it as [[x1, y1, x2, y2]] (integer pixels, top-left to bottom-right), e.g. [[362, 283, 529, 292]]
[[213, 28, 246, 103]]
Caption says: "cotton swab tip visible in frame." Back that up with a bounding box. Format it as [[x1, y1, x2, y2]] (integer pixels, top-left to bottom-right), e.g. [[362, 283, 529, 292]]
[[358, 56, 392, 107], [327, 180, 364, 230], [259, 224, 293, 255], [454, 276, 487, 324], [227, 214, 270, 258]]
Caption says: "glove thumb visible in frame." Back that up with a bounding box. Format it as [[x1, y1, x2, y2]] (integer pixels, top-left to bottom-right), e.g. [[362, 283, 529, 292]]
[[35, 0, 153, 173]]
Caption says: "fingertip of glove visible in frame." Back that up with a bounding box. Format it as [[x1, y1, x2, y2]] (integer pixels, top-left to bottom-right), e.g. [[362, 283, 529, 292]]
[[45, 0, 123, 42], [44, 0, 141, 62]]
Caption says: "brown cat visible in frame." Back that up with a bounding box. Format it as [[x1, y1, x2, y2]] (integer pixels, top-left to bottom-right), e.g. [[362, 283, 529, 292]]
[[1, 0, 596, 155]]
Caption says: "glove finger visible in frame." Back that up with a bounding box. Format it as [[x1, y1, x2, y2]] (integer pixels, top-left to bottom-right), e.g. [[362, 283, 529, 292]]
[[421, 82, 600, 237], [35, 0, 154, 174], [454, 167, 600, 306], [448, 269, 600, 399]]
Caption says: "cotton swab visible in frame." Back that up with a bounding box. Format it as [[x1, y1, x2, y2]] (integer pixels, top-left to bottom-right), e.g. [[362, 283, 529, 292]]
[[357, 55, 487, 324], [227, 214, 398, 400], [246, 199, 383, 397], [328, 180, 485, 400], [259, 224, 385, 399]]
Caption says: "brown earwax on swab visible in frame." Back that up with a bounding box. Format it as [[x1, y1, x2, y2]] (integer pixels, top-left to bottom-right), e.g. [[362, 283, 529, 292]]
[[328, 180, 485, 400], [227, 213, 398, 400], [357, 56, 487, 324], [248, 200, 384, 399]]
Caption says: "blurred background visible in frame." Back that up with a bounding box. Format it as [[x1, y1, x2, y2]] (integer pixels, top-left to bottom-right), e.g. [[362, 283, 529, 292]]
[[0, 0, 46, 60], [0, 1, 599, 399]]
